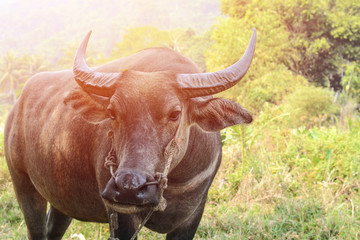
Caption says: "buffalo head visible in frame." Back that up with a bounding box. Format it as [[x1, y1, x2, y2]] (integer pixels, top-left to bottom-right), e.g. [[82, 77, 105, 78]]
[[66, 30, 256, 214]]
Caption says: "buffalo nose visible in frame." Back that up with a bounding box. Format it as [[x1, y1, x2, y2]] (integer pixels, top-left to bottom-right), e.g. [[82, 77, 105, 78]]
[[101, 170, 159, 206]]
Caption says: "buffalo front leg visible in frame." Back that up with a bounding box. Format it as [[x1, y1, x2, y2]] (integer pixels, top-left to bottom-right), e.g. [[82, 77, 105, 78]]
[[46, 205, 72, 240], [8, 169, 47, 240]]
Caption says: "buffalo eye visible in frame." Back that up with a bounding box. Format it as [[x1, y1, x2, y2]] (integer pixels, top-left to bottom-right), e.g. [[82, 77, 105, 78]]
[[168, 111, 181, 121], [107, 108, 116, 120]]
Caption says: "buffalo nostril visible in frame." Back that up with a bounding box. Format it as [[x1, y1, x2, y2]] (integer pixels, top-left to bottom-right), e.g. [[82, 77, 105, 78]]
[[139, 185, 147, 193], [101, 177, 119, 201], [137, 185, 148, 197], [140, 185, 159, 205], [102, 188, 120, 202], [115, 191, 120, 198]]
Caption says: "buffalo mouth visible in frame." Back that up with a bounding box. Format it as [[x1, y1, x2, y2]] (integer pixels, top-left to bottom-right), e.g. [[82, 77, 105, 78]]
[[102, 199, 157, 214], [101, 171, 162, 214]]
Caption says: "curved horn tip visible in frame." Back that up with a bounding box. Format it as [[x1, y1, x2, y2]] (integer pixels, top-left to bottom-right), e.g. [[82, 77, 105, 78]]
[[247, 28, 256, 51], [85, 30, 92, 40], [79, 30, 93, 52], [251, 28, 256, 42]]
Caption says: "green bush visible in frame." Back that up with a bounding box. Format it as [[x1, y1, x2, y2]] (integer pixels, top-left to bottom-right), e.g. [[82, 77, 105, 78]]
[[283, 85, 338, 128]]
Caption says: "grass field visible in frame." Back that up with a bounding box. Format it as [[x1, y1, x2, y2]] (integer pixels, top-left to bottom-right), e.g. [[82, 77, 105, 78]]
[[1, 105, 359, 239]]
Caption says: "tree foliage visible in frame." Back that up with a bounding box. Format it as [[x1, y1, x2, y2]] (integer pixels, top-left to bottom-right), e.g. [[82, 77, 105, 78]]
[[214, 0, 360, 91]]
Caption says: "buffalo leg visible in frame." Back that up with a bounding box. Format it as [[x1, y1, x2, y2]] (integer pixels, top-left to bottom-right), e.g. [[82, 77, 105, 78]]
[[166, 198, 206, 240], [8, 169, 47, 240], [46, 205, 72, 240]]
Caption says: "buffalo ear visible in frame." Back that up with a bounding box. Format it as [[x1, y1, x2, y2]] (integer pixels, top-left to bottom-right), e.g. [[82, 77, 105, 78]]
[[190, 98, 252, 132], [64, 88, 110, 124]]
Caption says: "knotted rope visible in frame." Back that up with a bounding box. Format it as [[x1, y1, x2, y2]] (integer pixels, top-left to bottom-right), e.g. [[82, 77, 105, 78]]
[[104, 147, 117, 179]]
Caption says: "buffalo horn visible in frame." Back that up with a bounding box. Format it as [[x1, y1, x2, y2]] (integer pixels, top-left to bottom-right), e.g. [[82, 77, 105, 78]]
[[73, 31, 121, 97], [176, 28, 256, 98]]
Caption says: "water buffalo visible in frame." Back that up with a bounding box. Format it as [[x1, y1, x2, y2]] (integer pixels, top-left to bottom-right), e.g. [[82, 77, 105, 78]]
[[4, 29, 256, 240]]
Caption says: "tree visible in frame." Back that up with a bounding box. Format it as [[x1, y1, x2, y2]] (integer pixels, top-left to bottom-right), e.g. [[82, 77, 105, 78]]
[[282, 0, 360, 90], [216, 0, 360, 90]]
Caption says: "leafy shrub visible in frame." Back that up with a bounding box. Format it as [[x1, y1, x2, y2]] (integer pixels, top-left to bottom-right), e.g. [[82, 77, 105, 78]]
[[283, 85, 338, 128]]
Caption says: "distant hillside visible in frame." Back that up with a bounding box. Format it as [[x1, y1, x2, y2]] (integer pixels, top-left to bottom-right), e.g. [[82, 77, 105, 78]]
[[0, 0, 220, 61]]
